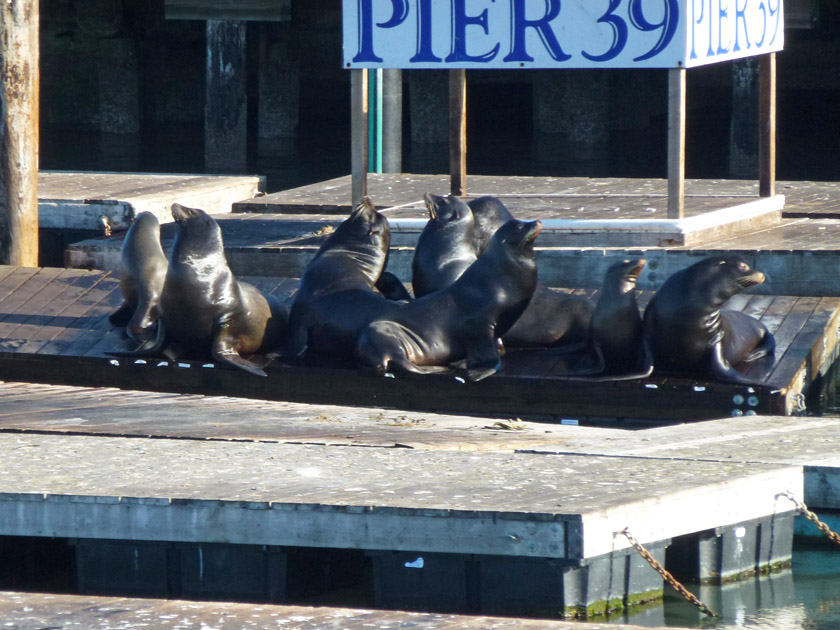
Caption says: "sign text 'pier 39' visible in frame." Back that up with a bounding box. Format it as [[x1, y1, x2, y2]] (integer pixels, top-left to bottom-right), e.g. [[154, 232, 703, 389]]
[[343, 0, 784, 69]]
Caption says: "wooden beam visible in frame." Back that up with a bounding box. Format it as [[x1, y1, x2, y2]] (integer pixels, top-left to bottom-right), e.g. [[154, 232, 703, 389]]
[[667, 67, 686, 220], [759, 53, 777, 198], [166, 0, 291, 21], [449, 69, 467, 197], [205, 20, 247, 173], [351, 69, 369, 206], [0, 0, 39, 267]]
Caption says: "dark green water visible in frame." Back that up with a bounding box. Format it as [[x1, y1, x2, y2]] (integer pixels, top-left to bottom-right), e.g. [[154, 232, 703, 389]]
[[607, 546, 840, 630]]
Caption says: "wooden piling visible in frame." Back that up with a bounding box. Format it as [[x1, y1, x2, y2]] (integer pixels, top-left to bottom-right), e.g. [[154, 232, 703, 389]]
[[0, 0, 39, 267], [449, 69, 467, 197], [205, 20, 248, 173], [759, 53, 777, 198], [350, 69, 369, 206], [667, 67, 686, 220]]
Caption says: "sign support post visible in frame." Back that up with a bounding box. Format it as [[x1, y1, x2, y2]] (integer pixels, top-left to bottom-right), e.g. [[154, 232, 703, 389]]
[[449, 69, 467, 197], [667, 67, 686, 220], [759, 53, 777, 198], [351, 68, 369, 206]]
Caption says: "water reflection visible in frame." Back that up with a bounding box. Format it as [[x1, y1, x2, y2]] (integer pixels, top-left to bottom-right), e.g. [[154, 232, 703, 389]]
[[609, 548, 840, 629]]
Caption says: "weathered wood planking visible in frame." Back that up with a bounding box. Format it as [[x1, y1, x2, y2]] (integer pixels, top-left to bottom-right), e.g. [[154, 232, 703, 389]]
[[0, 266, 838, 420], [0, 591, 644, 630], [38, 171, 263, 231], [0, 381, 589, 451]]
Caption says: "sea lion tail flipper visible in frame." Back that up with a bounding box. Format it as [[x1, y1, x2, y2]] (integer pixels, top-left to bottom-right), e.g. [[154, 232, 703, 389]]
[[212, 324, 268, 377], [215, 350, 268, 377], [464, 358, 501, 382], [709, 342, 756, 385], [127, 295, 160, 343], [109, 302, 133, 326], [462, 327, 503, 381], [107, 319, 168, 357], [744, 327, 776, 363]]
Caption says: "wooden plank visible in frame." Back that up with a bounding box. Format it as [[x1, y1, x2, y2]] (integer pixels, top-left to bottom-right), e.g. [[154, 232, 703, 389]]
[[36, 273, 121, 356], [449, 69, 467, 196], [13, 271, 114, 355], [0, 0, 39, 267], [759, 53, 776, 198], [742, 295, 799, 382], [46, 276, 123, 357], [0, 267, 65, 318], [165, 0, 291, 21], [667, 68, 686, 219], [0, 266, 40, 304], [0, 268, 93, 345], [764, 296, 826, 387]]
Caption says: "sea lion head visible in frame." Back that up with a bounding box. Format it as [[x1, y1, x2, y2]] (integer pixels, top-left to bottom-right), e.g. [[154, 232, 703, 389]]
[[605, 258, 646, 295], [491, 218, 542, 257], [314, 196, 391, 286], [688, 255, 765, 308], [423, 193, 473, 225], [170, 203, 224, 257]]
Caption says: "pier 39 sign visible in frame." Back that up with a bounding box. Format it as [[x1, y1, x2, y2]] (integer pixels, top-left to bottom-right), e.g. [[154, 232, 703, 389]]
[[343, 0, 784, 69]]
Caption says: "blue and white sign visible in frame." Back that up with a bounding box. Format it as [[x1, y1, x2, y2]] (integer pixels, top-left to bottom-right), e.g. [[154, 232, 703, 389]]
[[342, 0, 784, 69]]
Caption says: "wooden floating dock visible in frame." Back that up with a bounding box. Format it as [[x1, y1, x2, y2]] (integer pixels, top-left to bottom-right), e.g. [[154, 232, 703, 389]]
[[64, 175, 840, 297], [5, 381, 839, 619], [0, 415, 801, 617], [1, 265, 840, 419], [0, 591, 674, 630], [38, 170, 264, 232]]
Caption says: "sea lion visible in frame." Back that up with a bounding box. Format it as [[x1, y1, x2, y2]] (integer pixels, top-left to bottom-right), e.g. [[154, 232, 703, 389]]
[[411, 194, 592, 348], [109, 212, 168, 343], [642, 255, 775, 384], [281, 196, 393, 361], [113, 203, 287, 376], [412, 193, 477, 298], [587, 258, 647, 376], [355, 219, 542, 381], [469, 196, 514, 255]]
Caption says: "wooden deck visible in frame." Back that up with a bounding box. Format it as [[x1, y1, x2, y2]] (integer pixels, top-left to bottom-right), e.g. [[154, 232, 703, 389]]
[[1, 264, 838, 420], [63, 176, 840, 296], [38, 170, 263, 231], [0, 591, 667, 630]]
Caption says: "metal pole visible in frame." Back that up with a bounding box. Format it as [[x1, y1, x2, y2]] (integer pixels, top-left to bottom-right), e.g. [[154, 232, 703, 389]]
[[0, 0, 40, 267]]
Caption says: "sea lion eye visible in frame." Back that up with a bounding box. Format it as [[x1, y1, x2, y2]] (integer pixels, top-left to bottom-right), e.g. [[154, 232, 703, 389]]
[[738, 262, 749, 271]]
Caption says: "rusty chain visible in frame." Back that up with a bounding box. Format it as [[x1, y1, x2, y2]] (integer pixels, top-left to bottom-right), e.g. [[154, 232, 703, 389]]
[[779, 491, 840, 547], [620, 527, 718, 618]]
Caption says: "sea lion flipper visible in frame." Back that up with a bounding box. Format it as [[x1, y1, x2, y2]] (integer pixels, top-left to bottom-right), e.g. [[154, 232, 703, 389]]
[[743, 327, 776, 363], [463, 330, 503, 381], [215, 350, 268, 377], [107, 319, 169, 357], [109, 302, 133, 326], [126, 294, 160, 343], [709, 342, 754, 385], [212, 322, 268, 377]]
